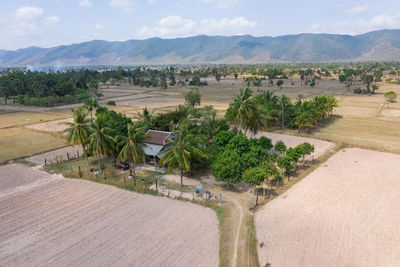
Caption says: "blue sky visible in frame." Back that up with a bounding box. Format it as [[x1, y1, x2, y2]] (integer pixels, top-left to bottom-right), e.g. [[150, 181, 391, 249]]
[[0, 0, 399, 50]]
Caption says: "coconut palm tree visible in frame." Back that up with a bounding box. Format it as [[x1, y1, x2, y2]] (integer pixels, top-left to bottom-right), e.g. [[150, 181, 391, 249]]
[[88, 116, 115, 172], [134, 107, 156, 129], [83, 98, 98, 119], [227, 88, 258, 134], [115, 123, 149, 185], [159, 131, 207, 188], [63, 108, 92, 172]]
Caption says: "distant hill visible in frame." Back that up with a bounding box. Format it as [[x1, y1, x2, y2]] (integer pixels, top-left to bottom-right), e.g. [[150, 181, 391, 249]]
[[1, 29, 400, 67]]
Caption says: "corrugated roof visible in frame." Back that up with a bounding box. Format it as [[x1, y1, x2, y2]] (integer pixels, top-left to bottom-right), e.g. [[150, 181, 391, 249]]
[[145, 130, 172, 146], [143, 143, 164, 157]]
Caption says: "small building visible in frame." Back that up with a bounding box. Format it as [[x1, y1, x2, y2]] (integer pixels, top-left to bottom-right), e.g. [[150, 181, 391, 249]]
[[143, 130, 174, 164]]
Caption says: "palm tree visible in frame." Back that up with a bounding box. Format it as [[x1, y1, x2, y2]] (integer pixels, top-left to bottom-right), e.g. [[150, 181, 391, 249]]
[[83, 98, 99, 119], [62, 108, 92, 172], [227, 88, 258, 134], [257, 91, 279, 128], [88, 116, 115, 172], [134, 107, 156, 129], [159, 131, 207, 188], [115, 123, 149, 184]]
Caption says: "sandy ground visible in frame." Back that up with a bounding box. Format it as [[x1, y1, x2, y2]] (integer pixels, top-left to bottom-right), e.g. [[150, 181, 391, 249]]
[[255, 148, 400, 267], [26, 146, 83, 166], [25, 118, 73, 133], [253, 131, 335, 159], [381, 109, 400, 117], [162, 174, 202, 187], [0, 164, 219, 267]]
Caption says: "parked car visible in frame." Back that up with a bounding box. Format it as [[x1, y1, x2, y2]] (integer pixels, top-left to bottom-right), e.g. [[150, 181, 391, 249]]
[[113, 162, 130, 170]]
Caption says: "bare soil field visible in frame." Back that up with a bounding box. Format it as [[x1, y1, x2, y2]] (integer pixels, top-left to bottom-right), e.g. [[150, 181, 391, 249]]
[[26, 146, 83, 166], [25, 118, 73, 133], [256, 148, 400, 267], [253, 131, 335, 159], [0, 163, 219, 267]]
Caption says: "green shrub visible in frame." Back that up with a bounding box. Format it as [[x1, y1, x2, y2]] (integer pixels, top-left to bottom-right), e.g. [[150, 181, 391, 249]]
[[107, 100, 116, 106]]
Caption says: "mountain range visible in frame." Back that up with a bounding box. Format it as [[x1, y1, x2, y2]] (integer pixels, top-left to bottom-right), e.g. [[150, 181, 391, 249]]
[[1, 29, 400, 67]]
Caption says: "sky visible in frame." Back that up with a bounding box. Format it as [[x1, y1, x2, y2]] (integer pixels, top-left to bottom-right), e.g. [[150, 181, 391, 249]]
[[0, 0, 399, 50]]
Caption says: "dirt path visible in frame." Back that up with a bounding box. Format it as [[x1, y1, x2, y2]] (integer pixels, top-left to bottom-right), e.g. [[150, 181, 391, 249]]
[[223, 193, 244, 267]]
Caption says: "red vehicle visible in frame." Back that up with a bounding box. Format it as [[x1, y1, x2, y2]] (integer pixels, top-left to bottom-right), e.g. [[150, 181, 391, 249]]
[[113, 162, 130, 170]]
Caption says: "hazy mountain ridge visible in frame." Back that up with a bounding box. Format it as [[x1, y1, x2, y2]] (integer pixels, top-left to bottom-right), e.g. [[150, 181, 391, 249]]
[[1, 29, 400, 66]]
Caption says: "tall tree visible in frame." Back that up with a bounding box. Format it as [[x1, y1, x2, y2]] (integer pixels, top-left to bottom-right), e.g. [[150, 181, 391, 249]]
[[185, 89, 201, 107], [84, 98, 99, 119], [159, 130, 207, 188], [88, 116, 115, 172], [115, 123, 149, 184], [226, 88, 259, 135], [63, 108, 92, 172]]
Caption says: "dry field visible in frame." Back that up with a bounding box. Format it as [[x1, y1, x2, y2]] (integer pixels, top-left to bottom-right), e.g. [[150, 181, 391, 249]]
[[26, 146, 83, 165], [25, 118, 73, 133], [256, 148, 400, 267], [253, 131, 335, 159], [0, 164, 219, 266], [0, 128, 66, 163], [0, 111, 70, 129], [309, 82, 400, 153]]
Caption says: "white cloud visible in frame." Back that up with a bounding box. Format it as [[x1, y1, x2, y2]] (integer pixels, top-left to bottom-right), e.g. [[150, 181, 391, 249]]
[[79, 0, 94, 8], [198, 0, 238, 8], [346, 3, 369, 14], [45, 16, 60, 24], [148, 0, 156, 4], [109, 0, 136, 12], [137, 15, 256, 38], [310, 13, 400, 35], [14, 6, 44, 20]]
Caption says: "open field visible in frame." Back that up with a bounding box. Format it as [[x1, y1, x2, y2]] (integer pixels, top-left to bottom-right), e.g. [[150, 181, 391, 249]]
[[0, 111, 71, 129], [26, 146, 83, 166], [253, 131, 335, 159], [0, 163, 219, 266], [25, 118, 73, 133], [255, 148, 400, 266], [0, 128, 66, 163]]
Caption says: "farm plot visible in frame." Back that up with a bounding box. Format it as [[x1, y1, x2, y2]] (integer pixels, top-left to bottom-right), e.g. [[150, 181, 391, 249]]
[[0, 164, 219, 267], [25, 118, 73, 133], [253, 131, 335, 159], [26, 146, 83, 166], [0, 128, 66, 163], [255, 148, 400, 267]]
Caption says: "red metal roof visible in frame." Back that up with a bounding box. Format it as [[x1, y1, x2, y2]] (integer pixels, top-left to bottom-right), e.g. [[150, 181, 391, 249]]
[[145, 130, 172, 146]]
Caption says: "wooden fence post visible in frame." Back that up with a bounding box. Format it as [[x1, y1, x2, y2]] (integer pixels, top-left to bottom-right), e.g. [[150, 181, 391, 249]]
[[67, 152, 70, 161], [45, 158, 47, 166]]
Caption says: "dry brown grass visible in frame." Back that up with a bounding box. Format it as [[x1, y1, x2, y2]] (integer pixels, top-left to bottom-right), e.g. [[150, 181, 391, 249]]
[[0, 128, 66, 163], [0, 111, 70, 129]]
